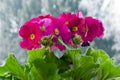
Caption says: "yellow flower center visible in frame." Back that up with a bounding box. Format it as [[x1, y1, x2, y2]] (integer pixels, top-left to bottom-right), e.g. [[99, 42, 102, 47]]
[[40, 26, 46, 31], [72, 26, 78, 31], [54, 28, 59, 35], [65, 21, 69, 25], [30, 34, 35, 40]]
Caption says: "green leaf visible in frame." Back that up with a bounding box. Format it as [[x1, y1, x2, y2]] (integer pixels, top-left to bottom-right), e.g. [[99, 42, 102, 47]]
[[28, 65, 43, 80], [31, 59, 59, 80], [97, 59, 120, 80], [27, 48, 46, 63], [66, 49, 98, 80], [0, 54, 27, 80], [85, 47, 93, 55], [115, 77, 120, 80], [86, 48, 110, 64], [44, 50, 70, 74], [60, 69, 73, 78], [73, 56, 99, 80], [66, 49, 81, 69], [61, 77, 73, 80], [44, 51, 58, 63], [57, 58, 70, 74], [86, 48, 120, 80], [0, 75, 19, 80]]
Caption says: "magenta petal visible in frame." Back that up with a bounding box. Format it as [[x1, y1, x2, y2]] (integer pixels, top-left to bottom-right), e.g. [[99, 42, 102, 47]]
[[19, 21, 42, 50], [59, 12, 80, 28], [79, 16, 104, 42], [52, 18, 72, 44], [96, 20, 104, 38], [19, 40, 28, 49], [60, 24, 72, 44], [39, 18, 54, 36], [76, 11, 84, 18]]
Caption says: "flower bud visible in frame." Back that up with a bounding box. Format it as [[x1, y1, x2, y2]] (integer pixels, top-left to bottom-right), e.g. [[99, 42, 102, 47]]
[[39, 35, 54, 47], [72, 34, 82, 45]]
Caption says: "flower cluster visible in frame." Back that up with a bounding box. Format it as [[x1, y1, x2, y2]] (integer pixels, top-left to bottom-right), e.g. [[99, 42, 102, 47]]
[[19, 12, 104, 51]]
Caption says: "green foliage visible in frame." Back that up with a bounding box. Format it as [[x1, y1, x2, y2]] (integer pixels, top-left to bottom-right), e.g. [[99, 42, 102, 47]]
[[86, 47, 110, 64], [66, 49, 81, 69], [32, 59, 59, 80], [97, 59, 120, 80], [0, 54, 27, 80], [27, 48, 46, 63], [86, 47, 120, 80], [0, 47, 120, 80], [65, 49, 98, 80]]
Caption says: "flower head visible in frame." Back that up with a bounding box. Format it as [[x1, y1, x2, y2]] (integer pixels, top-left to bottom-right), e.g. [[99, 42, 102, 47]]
[[19, 12, 104, 50], [59, 12, 80, 26], [59, 12, 80, 33], [59, 12, 86, 36], [50, 18, 72, 51], [52, 18, 72, 44], [78, 17, 104, 42], [38, 18, 54, 36], [19, 22, 42, 50]]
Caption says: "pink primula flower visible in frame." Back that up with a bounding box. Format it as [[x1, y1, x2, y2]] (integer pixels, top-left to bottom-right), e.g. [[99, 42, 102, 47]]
[[38, 18, 54, 36], [19, 12, 104, 50], [19, 22, 42, 50], [51, 18, 72, 51], [78, 17, 104, 42], [37, 14, 56, 36], [59, 12, 80, 30], [59, 12, 85, 35], [39, 14, 55, 20], [52, 18, 72, 44]]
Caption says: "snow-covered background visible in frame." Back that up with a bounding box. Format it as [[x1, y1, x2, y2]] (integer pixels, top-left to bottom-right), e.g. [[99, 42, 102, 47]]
[[0, 0, 120, 64]]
